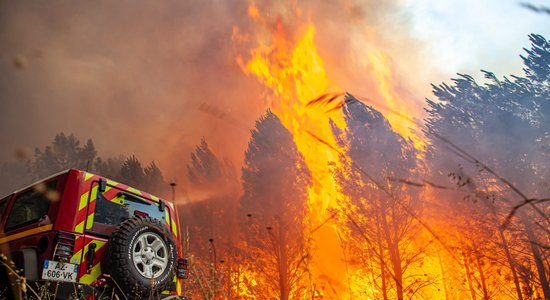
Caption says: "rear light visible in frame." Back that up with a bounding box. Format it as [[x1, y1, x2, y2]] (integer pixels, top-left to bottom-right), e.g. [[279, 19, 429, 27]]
[[177, 258, 188, 279], [54, 231, 76, 262], [133, 210, 149, 217]]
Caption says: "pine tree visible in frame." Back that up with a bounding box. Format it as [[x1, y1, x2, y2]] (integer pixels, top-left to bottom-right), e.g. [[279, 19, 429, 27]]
[[332, 96, 425, 300], [93, 155, 126, 180], [31, 132, 97, 178], [187, 138, 224, 187], [118, 155, 145, 188], [240, 110, 311, 299], [181, 137, 240, 298]]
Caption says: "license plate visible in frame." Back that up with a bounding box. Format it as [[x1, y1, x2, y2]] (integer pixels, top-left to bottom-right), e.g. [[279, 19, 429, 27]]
[[41, 260, 78, 283]]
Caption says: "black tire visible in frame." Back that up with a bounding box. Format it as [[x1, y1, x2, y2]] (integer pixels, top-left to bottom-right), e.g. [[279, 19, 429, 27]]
[[106, 216, 177, 297]]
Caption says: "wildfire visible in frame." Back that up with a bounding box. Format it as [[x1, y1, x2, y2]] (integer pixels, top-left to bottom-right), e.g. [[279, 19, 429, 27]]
[[237, 14, 351, 296], [235, 2, 425, 298], [362, 49, 426, 150]]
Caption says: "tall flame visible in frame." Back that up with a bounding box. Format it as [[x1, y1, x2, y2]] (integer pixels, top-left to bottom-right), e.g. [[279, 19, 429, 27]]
[[238, 15, 350, 295], [363, 49, 426, 149], [236, 3, 423, 297]]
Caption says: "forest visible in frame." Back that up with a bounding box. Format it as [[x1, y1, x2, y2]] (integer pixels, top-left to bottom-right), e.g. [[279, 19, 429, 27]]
[[2, 33, 547, 299], [177, 33, 550, 299]]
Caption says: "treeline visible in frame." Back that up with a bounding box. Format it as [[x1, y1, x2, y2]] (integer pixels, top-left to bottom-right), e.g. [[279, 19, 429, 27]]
[[0, 133, 169, 198]]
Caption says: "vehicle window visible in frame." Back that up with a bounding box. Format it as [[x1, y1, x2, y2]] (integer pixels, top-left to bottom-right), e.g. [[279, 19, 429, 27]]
[[5, 181, 57, 231], [93, 193, 166, 227]]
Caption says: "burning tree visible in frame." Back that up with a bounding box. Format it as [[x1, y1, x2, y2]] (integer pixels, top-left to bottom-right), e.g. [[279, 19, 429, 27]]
[[239, 110, 312, 299], [331, 96, 429, 300], [425, 34, 550, 299]]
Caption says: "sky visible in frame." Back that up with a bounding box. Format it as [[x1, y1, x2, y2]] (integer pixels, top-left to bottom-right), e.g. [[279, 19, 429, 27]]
[[401, 0, 550, 80], [0, 0, 549, 182]]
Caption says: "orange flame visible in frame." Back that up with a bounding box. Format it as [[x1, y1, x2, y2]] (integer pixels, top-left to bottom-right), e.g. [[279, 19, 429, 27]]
[[231, 3, 538, 299], [236, 3, 425, 298], [359, 49, 426, 150], [238, 15, 350, 296]]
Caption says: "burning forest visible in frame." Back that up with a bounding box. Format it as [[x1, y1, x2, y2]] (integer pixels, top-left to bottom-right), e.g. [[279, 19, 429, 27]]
[[1, 1, 550, 300]]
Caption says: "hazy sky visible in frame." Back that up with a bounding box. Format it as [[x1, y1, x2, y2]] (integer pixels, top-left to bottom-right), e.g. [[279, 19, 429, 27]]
[[402, 0, 550, 80], [1, 0, 549, 181]]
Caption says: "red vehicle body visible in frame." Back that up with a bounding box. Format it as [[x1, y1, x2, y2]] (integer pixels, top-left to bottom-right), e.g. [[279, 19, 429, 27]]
[[0, 169, 186, 299]]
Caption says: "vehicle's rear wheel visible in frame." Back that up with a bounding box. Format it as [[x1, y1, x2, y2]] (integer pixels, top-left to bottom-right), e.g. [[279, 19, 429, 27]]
[[106, 216, 177, 297]]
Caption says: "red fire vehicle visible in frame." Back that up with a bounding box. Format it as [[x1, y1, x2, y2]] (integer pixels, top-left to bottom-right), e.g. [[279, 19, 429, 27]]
[[0, 169, 187, 299]]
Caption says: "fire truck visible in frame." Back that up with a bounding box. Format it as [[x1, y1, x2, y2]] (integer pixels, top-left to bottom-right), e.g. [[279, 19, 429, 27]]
[[0, 169, 187, 299]]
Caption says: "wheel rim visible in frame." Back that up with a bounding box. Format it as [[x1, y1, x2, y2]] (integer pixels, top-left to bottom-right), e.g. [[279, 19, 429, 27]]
[[131, 232, 168, 279]]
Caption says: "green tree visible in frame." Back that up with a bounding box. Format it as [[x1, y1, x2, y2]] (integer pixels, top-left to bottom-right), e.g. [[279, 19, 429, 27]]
[[118, 155, 145, 188], [93, 155, 126, 180], [31, 132, 97, 178], [0, 132, 169, 199], [98, 155, 168, 197]]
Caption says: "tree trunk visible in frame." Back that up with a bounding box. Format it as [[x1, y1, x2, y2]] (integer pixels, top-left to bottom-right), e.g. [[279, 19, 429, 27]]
[[462, 251, 478, 300], [522, 217, 550, 300], [480, 186, 524, 300], [474, 251, 489, 300], [278, 225, 289, 300], [376, 218, 389, 300], [380, 200, 404, 300], [496, 226, 524, 300]]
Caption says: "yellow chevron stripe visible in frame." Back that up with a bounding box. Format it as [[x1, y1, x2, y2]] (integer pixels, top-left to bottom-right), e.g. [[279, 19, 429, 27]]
[[90, 186, 98, 202], [85, 239, 106, 253], [71, 250, 82, 264], [171, 218, 178, 237], [106, 179, 118, 186], [79, 263, 102, 285], [85, 213, 95, 230], [0, 225, 53, 244], [84, 172, 94, 182], [79, 191, 89, 211], [70, 236, 83, 264], [165, 210, 171, 227], [166, 201, 175, 210], [75, 221, 84, 234], [80, 185, 102, 212], [162, 276, 178, 295], [177, 279, 182, 295], [79, 240, 106, 284], [111, 194, 124, 205], [126, 186, 142, 195]]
